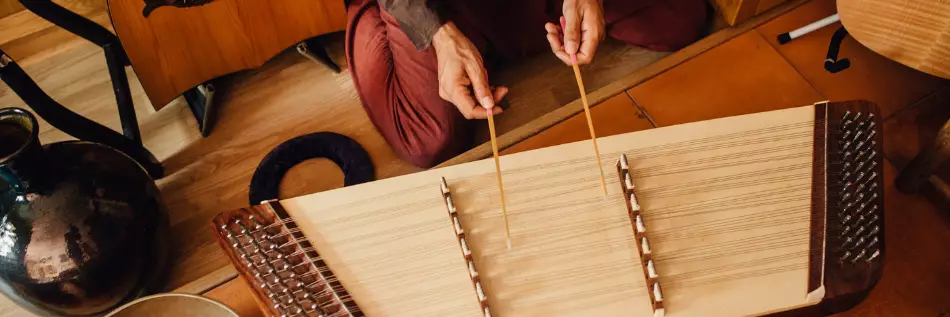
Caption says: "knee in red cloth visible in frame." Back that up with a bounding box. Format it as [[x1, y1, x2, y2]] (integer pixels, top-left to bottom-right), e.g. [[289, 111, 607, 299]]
[[607, 0, 709, 52]]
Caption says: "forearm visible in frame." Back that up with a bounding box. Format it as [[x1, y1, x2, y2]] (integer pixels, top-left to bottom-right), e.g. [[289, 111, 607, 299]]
[[379, 0, 444, 50]]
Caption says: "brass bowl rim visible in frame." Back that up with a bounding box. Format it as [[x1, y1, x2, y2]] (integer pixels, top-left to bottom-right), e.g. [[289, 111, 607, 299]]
[[104, 293, 239, 317]]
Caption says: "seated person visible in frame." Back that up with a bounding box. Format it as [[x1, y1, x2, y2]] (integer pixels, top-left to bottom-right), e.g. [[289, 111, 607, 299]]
[[346, 0, 708, 167]]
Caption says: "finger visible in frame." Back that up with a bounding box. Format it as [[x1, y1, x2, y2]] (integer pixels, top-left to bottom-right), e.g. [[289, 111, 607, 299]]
[[576, 36, 599, 65], [561, 12, 580, 56], [450, 85, 477, 119], [469, 106, 490, 119], [466, 65, 493, 109], [546, 31, 572, 65], [493, 86, 509, 103]]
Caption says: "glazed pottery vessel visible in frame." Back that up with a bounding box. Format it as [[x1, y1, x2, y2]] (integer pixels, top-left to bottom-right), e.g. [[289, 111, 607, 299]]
[[0, 108, 168, 316]]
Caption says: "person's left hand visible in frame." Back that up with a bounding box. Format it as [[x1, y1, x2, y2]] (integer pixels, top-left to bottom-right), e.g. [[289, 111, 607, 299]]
[[544, 0, 605, 65]]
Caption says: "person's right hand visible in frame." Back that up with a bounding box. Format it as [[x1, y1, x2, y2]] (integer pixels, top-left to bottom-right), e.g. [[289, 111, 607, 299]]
[[433, 22, 508, 119]]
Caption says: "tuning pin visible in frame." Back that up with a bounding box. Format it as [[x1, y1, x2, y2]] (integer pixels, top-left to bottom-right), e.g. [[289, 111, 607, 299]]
[[853, 236, 867, 249], [839, 250, 851, 262], [839, 225, 852, 237], [852, 226, 866, 239], [841, 140, 853, 151], [840, 171, 852, 182], [840, 111, 852, 125], [854, 171, 868, 185], [866, 249, 881, 262], [851, 249, 867, 263], [868, 225, 880, 237], [840, 191, 853, 203], [852, 130, 864, 144], [841, 129, 853, 141]]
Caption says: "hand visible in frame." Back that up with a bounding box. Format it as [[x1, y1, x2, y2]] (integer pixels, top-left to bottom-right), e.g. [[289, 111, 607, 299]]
[[433, 22, 508, 119], [544, 0, 605, 65]]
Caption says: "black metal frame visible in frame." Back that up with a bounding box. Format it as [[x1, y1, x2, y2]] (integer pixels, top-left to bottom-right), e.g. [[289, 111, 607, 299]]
[[2, 0, 163, 178]]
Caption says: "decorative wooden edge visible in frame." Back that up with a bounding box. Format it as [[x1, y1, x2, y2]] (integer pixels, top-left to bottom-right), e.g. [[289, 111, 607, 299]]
[[211, 206, 286, 317], [820, 101, 886, 305], [616, 155, 665, 317], [807, 101, 829, 298], [210, 201, 362, 317], [441, 178, 493, 317]]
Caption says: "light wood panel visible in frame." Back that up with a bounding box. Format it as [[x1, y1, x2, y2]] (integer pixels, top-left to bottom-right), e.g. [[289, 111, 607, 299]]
[[756, 0, 949, 118], [627, 31, 823, 127], [282, 106, 818, 316], [108, 0, 347, 108], [838, 0, 950, 79]]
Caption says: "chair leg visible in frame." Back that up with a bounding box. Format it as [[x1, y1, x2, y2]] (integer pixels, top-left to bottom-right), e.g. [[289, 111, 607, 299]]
[[19, 0, 144, 145], [296, 37, 341, 73], [897, 118, 950, 194]]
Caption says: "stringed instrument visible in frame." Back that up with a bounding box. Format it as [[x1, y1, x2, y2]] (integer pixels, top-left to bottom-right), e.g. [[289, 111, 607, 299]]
[[837, 0, 950, 79], [107, 0, 346, 108], [212, 100, 884, 316]]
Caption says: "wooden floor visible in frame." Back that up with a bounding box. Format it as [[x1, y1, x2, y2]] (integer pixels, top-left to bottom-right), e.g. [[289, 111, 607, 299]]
[[1, 0, 949, 315]]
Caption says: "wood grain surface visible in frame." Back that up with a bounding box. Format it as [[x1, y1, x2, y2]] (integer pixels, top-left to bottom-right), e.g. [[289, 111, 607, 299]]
[[755, 0, 949, 118], [277, 106, 821, 316], [626, 31, 824, 127], [108, 0, 347, 108], [837, 0, 950, 79], [0, 0, 22, 19]]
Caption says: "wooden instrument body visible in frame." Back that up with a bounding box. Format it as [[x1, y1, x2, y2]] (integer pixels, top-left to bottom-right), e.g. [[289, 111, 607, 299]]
[[107, 0, 347, 108], [214, 102, 884, 316], [837, 0, 950, 79]]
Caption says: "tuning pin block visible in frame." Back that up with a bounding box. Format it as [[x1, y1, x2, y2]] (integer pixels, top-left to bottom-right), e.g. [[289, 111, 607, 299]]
[[831, 109, 883, 269], [617, 155, 664, 316], [440, 178, 493, 317]]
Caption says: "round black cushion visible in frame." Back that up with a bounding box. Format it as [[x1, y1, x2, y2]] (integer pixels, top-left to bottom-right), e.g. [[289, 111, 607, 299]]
[[248, 132, 375, 205]]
